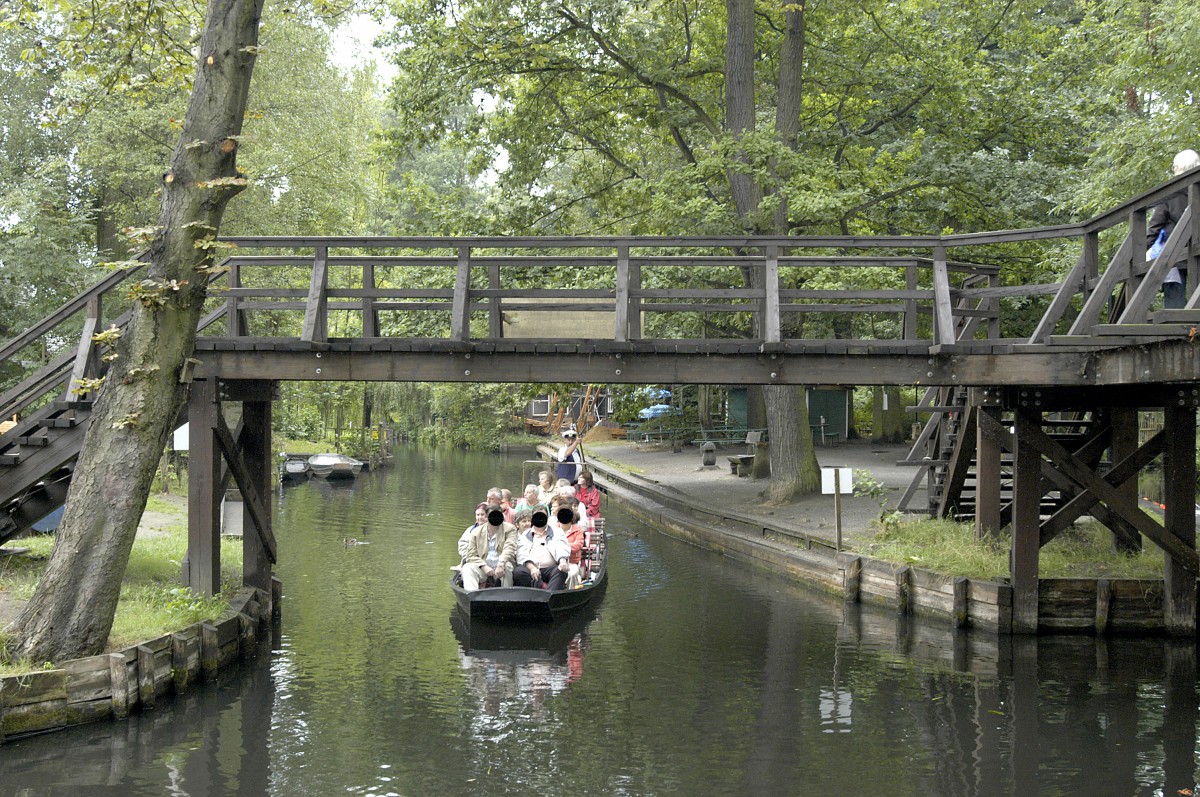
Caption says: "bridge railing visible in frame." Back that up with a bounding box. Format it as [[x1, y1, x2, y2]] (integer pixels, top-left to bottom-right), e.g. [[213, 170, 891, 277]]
[[207, 237, 1010, 349]]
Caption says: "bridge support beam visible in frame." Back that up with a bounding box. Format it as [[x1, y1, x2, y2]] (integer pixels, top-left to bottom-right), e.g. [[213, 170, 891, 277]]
[[1010, 407, 1042, 634], [1163, 405, 1197, 635], [188, 378, 223, 596], [186, 378, 278, 597]]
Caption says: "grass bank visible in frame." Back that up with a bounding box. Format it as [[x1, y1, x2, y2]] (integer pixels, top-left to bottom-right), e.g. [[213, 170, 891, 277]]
[[858, 518, 1165, 581], [0, 492, 242, 675]]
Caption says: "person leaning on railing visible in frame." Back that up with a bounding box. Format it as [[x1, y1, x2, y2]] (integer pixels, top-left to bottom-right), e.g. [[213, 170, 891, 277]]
[[1149, 148, 1200, 309]]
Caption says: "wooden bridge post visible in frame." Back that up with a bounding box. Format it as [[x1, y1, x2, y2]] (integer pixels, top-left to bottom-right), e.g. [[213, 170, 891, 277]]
[[1110, 407, 1141, 554], [362, 262, 378, 337], [231, 381, 275, 592], [487, 259, 502, 339], [1163, 404, 1197, 635], [187, 377, 223, 597], [764, 245, 781, 343], [301, 246, 329, 344], [903, 263, 918, 341], [974, 392, 1004, 541], [1188, 183, 1200, 306], [931, 245, 955, 346], [450, 246, 471, 342], [225, 261, 244, 337], [1010, 407, 1042, 634], [615, 245, 630, 342]]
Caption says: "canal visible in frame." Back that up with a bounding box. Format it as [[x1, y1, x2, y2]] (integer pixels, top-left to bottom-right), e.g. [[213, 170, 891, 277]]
[[2, 444, 1198, 795]]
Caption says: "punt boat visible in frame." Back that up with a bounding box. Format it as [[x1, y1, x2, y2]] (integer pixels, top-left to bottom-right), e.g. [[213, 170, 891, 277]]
[[451, 519, 607, 622]]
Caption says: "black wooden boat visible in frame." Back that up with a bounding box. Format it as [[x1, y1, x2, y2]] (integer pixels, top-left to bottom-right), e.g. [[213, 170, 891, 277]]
[[451, 520, 607, 622]]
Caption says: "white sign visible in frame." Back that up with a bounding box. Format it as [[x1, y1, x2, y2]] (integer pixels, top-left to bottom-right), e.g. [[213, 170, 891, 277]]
[[821, 466, 853, 495], [173, 422, 189, 451]]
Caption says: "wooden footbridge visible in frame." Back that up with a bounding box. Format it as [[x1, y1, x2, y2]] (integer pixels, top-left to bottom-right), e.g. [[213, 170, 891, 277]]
[[2, 170, 1199, 634]]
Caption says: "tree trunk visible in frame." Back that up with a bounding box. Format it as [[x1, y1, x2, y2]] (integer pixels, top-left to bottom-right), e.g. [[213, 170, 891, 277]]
[[9, 0, 264, 663], [762, 384, 820, 503], [872, 386, 907, 443]]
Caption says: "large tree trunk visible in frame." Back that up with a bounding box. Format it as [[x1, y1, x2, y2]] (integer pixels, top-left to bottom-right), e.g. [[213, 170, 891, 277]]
[[762, 384, 820, 503], [8, 0, 264, 663], [872, 385, 907, 443]]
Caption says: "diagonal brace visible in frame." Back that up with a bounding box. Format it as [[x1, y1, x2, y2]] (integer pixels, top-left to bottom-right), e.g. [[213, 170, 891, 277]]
[[1013, 413, 1198, 575], [213, 411, 278, 564]]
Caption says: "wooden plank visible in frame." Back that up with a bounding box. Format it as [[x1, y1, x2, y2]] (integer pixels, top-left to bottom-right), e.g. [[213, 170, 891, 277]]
[[1028, 247, 1088, 344], [108, 652, 131, 719], [300, 245, 329, 344]]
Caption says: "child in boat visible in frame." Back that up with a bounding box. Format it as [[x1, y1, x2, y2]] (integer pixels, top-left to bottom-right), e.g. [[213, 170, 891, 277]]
[[514, 510, 570, 590]]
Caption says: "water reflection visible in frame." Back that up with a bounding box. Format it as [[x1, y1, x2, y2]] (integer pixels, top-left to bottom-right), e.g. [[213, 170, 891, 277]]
[[451, 610, 594, 723], [1, 444, 1197, 795]]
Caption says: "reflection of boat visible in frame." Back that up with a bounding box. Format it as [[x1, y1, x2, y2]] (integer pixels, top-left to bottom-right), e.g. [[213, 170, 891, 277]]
[[450, 604, 596, 659], [451, 521, 607, 622], [281, 457, 310, 483], [307, 453, 363, 480]]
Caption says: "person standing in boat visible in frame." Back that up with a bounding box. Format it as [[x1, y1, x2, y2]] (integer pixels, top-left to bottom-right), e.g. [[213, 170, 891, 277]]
[[458, 504, 518, 591], [556, 428, 584, 484], [514, 509, 570, 590]]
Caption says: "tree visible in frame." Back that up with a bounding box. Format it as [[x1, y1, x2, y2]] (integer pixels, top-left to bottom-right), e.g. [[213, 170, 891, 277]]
[[378, 0, 1110, 501], [7, 0, 265, 662]]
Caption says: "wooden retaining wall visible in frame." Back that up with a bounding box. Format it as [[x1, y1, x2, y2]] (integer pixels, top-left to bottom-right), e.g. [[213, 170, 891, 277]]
[[0, 579, 280, 744], [584, 451, 1175, 636]]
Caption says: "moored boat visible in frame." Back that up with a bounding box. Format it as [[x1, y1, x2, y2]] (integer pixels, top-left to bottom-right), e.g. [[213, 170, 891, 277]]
[[451, 519, 607, 622], [281, 456, 311, 483], [307, 453, 364, 480]]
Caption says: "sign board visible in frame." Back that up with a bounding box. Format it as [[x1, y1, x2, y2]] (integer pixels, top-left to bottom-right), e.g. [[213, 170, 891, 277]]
[[173, 422, 189, 452], [821, 466, 853, 495]]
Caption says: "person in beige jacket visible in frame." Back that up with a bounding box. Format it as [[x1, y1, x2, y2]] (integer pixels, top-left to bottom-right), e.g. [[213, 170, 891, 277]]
[[457, 504, 518, 591]]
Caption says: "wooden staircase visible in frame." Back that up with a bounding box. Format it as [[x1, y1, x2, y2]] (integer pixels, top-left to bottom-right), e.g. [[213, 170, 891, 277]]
[[0, 399, 93, 544], [898, 399, 1102, 523]]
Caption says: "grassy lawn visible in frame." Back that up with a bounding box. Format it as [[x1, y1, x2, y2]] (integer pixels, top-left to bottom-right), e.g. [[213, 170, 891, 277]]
[[0, 492, 241, 675], [858, 518, 1165, 581]]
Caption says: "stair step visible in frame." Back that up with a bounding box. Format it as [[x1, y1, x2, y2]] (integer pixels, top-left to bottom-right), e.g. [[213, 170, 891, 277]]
[[53, 399, 94, 411], [0, 453, 21, 466], [17, 435, 50, 447], [897, 459, 949, 466], [46, 418, 79, 428]]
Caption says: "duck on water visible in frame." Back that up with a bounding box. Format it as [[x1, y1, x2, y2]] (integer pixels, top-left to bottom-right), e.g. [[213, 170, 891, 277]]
[[451, 504, 607, 623]]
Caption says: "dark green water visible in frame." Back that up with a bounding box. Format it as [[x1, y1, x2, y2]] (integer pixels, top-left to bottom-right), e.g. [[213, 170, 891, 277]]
[[2, 444, 1198, 795]]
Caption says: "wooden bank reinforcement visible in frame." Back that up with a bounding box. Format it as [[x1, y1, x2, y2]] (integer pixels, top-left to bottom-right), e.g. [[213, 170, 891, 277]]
[[582, 453, 1174, 636], [0, 579, 280, 744]]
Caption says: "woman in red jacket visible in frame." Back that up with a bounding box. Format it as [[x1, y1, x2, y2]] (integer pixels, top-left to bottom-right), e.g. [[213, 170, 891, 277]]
[[575, 470, 601, 520]]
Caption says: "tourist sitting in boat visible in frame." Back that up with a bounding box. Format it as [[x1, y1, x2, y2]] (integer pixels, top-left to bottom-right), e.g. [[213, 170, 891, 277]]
[[457, 504, 518, 591], [515, 484, 542, 513], [484, 487, 516, 525], [575, 471, 601, 519], [514, 510, 571, 590], [555, 506, 587, 589], [537, 470, 556, 504], [554, 487, 590, 529]]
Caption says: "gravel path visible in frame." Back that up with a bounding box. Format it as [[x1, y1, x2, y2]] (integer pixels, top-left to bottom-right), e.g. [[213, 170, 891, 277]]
[[583, 437, 924, 548]]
